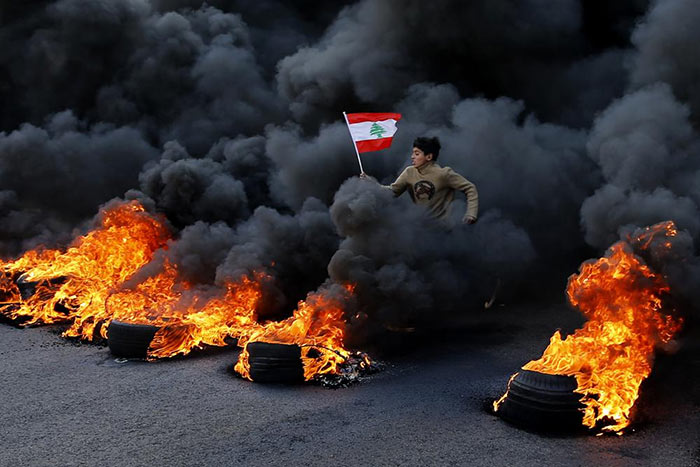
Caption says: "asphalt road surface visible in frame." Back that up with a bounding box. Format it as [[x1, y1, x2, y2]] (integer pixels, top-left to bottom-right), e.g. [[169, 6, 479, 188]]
[[1, 300, 699, 467]]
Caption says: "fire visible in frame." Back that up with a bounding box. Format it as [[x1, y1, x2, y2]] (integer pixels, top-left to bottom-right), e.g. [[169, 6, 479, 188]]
[[492, 372, 517, 413], [235, 285, 354, 381], [0, 199, 354, 368], [0, 201, 171, 338], [0, 199, 264, 357], [500, 222, 682, 433], [105, 261, 264, 359]]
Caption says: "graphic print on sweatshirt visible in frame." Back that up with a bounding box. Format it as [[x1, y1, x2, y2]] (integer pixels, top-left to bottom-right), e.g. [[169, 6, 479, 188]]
[[413, 180, 436, 200]]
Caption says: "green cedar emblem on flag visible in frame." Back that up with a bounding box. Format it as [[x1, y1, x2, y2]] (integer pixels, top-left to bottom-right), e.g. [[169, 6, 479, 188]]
[[369, 122, 386, 138]]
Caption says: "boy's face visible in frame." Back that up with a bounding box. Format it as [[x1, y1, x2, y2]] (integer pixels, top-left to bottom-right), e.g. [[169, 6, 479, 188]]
[[411, 147, 433, 167]]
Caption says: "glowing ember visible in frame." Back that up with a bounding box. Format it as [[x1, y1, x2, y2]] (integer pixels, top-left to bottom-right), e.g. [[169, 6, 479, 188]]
[[496, 221, 683, 433], [105, 261, 264, 359], [235, 285, 354, 381], [0, 201, 170, 338]]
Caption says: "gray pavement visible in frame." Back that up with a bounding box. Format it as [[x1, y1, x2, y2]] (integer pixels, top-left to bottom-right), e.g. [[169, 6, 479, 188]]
[[1, 301, 699, 467]]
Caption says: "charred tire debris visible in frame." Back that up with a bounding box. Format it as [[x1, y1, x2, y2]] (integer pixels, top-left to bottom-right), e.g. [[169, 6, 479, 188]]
[[107, 319, 159, 359], [496, 370, 586, 433], [247, 342, 305, 383]]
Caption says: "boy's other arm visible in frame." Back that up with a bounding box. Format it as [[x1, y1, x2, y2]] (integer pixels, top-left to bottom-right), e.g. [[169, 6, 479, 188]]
[[445, 167, 479, 222]]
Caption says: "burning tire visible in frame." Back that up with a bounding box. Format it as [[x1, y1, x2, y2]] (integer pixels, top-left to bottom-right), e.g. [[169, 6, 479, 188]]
[[17, 275, 68, 301], [17, 276, 39, 301], [3, 275, 72, 321], [247, 342, 304, 383], [496, 370, 585, 433], [107, 319, 159, 359]]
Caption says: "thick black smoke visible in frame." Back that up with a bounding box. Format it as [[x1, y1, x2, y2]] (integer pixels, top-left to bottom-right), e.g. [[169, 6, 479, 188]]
[[215, 198, 340, 319], [3, 0, 700, 345], [277, 0, 648, 128], [630, 0, 700, 122], [581, 83, 700, 249], [137, 141, 250, 228], [1, 1, 288, 152], [581, 1, 700, 250], [0, 110, 158, 254], [328, 178, 535, 343]]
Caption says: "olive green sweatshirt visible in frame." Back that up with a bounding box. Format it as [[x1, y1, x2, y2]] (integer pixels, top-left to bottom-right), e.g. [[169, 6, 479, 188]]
[[386, 161, 478, 221]]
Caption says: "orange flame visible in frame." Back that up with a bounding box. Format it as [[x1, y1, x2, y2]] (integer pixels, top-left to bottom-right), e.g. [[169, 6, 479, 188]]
[[515, 222, 682, 433], [492, 372, 518, 413], [105, 261, 264, 359], [0, 201, 355, 367], [235, 285, 354, 381], [0, 201, 170, 338]]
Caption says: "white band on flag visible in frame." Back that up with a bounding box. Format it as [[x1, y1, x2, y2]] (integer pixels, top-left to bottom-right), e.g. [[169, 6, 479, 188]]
[[347, 119, 399, 142]]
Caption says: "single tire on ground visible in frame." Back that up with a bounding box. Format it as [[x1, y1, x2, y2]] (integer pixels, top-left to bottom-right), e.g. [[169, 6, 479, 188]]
[[107, 319, 160, 359], [496, 370, 585, 433], [247, 342, 304, 383]]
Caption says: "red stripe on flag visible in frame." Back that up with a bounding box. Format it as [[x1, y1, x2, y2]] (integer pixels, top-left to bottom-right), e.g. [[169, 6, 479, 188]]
[[346, 112, 402, 124], [356, 137, 394, 153]]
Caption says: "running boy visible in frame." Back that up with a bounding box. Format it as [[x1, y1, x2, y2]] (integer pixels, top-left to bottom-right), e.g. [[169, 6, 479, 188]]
[[370, 136, 478, 224]]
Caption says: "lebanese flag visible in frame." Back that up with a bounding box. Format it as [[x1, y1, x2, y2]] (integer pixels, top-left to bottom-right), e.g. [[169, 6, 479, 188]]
[[345, 112, 402, 153]]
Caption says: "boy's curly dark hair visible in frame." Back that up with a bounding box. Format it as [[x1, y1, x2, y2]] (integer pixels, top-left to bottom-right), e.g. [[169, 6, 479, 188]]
[[412, 136, 441, 161]]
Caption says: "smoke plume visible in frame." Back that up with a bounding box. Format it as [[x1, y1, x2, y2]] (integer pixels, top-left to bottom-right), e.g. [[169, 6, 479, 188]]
[[3, 0, 700, 344]]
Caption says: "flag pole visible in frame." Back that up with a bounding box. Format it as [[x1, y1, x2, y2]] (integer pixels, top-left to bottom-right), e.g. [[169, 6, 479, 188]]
[[343, 111, 365, 174]]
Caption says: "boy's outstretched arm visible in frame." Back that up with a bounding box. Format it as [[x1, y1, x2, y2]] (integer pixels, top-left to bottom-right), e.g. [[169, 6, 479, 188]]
[[386, 168, 410, 197], [361, 169, 410, 197]]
